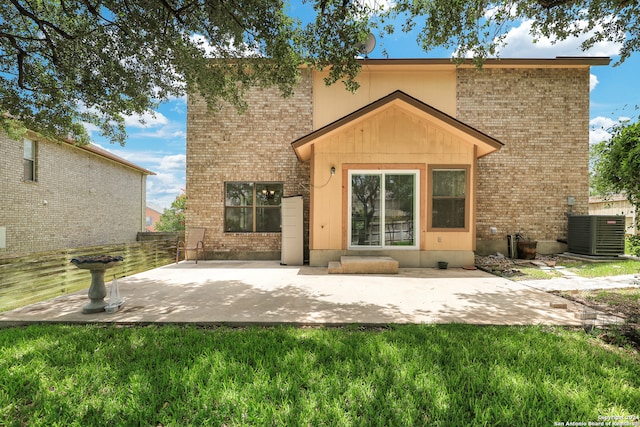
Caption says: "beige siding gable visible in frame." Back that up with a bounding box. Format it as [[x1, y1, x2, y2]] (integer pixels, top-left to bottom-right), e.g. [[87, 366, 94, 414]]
[[293, 91, 502, 162]]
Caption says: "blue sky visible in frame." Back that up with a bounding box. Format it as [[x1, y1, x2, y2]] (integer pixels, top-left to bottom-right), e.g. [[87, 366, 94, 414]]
[[88, 7, 639, 211]]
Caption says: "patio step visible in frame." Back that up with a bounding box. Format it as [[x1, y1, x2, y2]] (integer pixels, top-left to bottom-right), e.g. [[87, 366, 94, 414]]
[[328, 256, 399, 274], [328, 261, 343, 274]]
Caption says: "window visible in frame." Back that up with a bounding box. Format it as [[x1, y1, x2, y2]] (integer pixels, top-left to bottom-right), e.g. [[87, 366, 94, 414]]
[[23, 138, 37, 182], [225, 182, 283, 232], [349, 170, 418, 248], [430, 168, 468, 229]]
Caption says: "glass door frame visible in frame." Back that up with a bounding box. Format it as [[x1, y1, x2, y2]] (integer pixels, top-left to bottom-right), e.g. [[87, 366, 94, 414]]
[[347, 168, 420, 250]]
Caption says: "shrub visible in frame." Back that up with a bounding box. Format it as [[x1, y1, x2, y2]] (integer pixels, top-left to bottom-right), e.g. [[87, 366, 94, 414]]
[[626, 235, 640, 256]]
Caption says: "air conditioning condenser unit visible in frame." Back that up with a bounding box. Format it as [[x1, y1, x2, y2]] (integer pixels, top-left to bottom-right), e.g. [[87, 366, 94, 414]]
[[567, 215, 625, 256]]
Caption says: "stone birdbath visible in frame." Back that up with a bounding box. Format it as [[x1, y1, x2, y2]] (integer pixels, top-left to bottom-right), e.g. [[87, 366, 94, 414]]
[[70, 255, 123, 314]]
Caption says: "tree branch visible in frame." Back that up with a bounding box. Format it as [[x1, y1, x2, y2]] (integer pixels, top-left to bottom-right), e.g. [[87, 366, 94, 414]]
[[78, 0, 121, 29], [158, 0, 186, 24], [9, 0, 74, 40], [537, 0, 570, 8], [1, 31, 28, 89], [218, 0, 256, 38]]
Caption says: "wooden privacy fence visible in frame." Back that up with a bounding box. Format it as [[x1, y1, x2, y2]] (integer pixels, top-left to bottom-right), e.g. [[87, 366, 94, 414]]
[[0, 233, 178, 313]]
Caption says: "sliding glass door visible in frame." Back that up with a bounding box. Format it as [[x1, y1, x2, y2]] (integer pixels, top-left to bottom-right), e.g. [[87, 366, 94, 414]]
[[349, 170, 418, 249]]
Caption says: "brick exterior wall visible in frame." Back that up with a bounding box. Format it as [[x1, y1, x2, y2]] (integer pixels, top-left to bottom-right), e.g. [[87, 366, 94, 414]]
[[457, 67, 591, 254], [186, 64, 592, 259], [0, 133, 147, 254], [186, 70, 313, 259]]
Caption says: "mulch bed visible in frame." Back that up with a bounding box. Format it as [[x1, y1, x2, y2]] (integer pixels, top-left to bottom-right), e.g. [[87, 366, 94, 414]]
[[474, 254, 559, 277]]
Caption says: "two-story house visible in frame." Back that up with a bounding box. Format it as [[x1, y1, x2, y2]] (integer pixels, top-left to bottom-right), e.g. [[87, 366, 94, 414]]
[[186, 57, 609, 267], [0, 131, 154, 254]]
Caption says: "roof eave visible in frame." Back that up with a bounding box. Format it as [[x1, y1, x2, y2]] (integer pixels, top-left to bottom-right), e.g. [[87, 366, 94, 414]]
[[24, 130, 156, 175], [353, 56, 611, 67]]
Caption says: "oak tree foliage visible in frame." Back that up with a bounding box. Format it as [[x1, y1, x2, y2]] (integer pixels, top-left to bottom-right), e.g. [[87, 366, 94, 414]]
[[591, 119, 640, 216], [1, 0, 638, 145], [384, 0, 637, 64], [156, 191, 186, 232], [591, 118, 640, 253]]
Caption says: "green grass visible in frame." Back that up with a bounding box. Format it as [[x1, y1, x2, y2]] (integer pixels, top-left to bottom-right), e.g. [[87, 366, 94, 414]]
[[1, 324, 639, 426], [505, 259, 640, 281], [508, 266, 562, 281], [564, 260, 640, 278]]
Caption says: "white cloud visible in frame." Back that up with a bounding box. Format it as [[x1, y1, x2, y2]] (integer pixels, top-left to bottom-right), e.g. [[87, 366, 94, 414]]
[[590, 74, 599, 91], [190, 34, 218, 57], [80, 97, 186, 210], [94, 146, 185, 209], [190, 33, 261, 58], [123, 111, 169, 128], [484, 4, 518, 20], [590, 116, 618, 130], [149, 172, 184, 193], [496, 19, 621, 58], [147, 172, 185, 209], [82, 122, 100, 134], [145, 167, 186, 209], [359, 0, 392, 11], [589, 116, 631, 144], [133, 128, 186, 140], [159, 154, 186, 170], [590, 126, 612, 145]]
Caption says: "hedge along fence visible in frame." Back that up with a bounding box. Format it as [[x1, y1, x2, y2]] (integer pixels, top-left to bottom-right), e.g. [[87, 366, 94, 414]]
[[0, 233, 178, 313]]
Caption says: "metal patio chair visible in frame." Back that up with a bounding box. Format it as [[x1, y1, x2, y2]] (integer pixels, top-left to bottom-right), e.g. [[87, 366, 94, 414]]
[[176, 227, 205, 264]]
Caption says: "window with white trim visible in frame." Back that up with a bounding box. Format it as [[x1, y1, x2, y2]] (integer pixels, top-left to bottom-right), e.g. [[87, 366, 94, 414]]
[[225, 182, 283, 232], [348, 170, 419, 248], [23, 138, 37, 182]]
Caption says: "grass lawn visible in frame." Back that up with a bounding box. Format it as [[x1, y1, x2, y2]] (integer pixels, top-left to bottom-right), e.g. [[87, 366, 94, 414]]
[[1, 324, 639, 426], [563, 259, 640, 277], [488, 259, 640, 281]]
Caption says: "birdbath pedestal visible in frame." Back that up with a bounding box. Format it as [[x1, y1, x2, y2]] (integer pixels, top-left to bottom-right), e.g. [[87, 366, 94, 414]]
[[70, 256, 123, 314]]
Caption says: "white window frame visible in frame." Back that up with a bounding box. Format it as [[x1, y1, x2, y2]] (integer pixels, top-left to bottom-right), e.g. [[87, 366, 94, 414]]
[[347, 169, 420, 250], [23, 138, 37, 182]]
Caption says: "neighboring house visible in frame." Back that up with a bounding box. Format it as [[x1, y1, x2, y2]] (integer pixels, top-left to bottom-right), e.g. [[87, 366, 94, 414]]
[[589, 195, 637, 235], [186, 57, 609, 267], [146, 206, 162, 232], [0, 131, 155, 254]]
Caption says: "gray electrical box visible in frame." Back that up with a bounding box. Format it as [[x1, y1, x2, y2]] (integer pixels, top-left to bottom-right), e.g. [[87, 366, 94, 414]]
[[281, 196, 303, 265], [568, 215, 625, 256]]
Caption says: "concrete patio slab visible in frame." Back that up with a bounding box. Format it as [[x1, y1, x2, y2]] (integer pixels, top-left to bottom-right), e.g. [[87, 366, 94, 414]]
[[0, 261, 611, 327]]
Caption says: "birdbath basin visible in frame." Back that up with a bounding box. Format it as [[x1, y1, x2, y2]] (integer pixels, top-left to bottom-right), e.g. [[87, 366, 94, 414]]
[[70, 255, 123, 313]]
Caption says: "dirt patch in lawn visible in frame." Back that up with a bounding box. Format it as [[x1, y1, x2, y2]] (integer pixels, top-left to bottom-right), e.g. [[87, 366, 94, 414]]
[[475, 254, 561, 278]]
